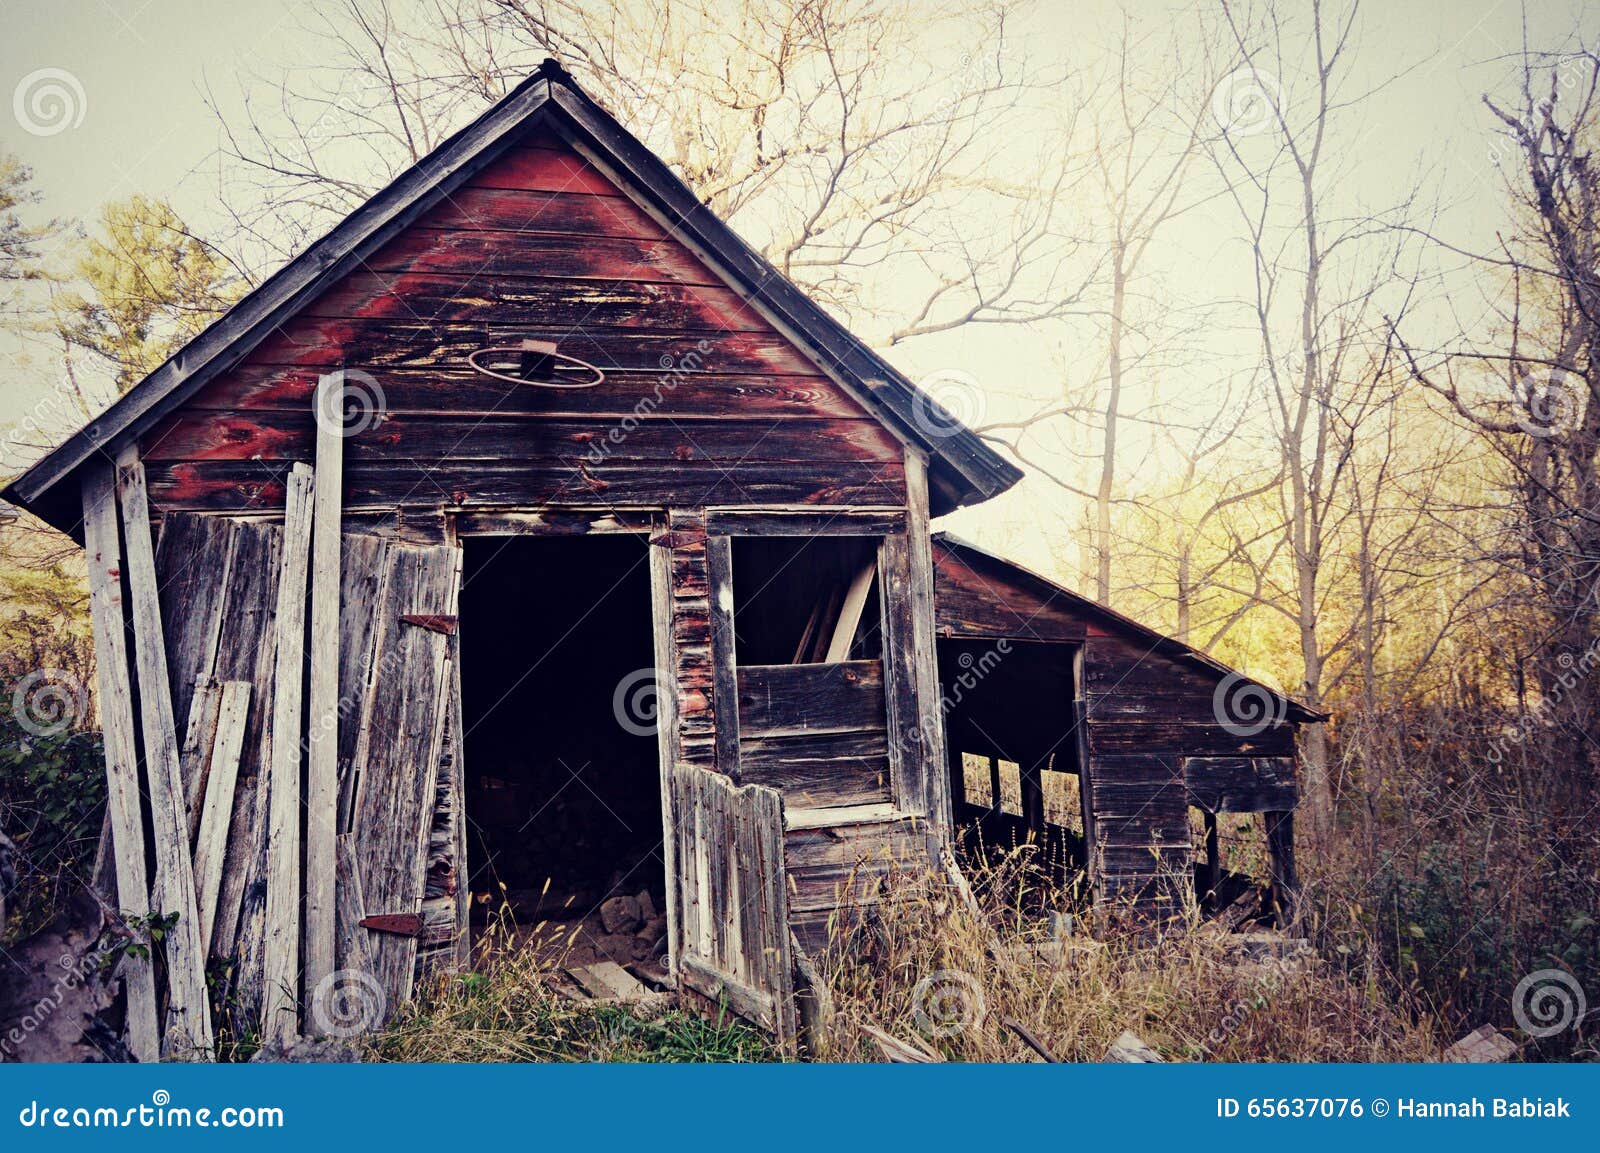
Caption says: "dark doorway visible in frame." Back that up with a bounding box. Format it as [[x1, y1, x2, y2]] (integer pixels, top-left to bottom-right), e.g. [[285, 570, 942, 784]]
[[459, 534, 667, 965], [938, 639, 1087, 885]]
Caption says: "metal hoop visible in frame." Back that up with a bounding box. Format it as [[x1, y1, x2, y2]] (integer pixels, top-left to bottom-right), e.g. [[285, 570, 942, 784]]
[[467, 342, 606, 389]]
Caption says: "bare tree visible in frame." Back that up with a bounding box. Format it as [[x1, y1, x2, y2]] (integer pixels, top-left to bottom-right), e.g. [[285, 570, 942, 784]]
[[1398, 43, 1600, 801], [209, 0, 1092, 345]]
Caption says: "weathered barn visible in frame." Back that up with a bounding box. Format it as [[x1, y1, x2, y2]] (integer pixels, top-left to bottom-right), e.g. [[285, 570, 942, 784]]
[[4, 61, 1317, 1059]]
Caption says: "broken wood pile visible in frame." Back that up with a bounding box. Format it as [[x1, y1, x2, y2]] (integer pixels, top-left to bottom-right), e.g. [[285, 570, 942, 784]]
[[83, 375, 466, 1061]]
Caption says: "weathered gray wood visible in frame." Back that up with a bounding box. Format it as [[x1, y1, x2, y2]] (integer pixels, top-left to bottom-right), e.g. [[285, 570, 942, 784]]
[[194, 681, 249, 955], [153, 514, 235, 737], [668, 765, 794, 1043], [80, 463, 159, 1064], [705, 533, 740, 780], [878, 532, 923, 815], [263, 462, 315, 1045], [453, 509, 654, 536], [417, 636, 467, 980], [304, 375, 345, 1027], [335, 533, 390, 830], [333, 833, 375, 982], [648, 537, 683, 978], [702, 506, 906, 536], [208, 520, 281, 1020], [736, 660, 884, 737], [177, 679, 222, 838], [116, 457, 215, 1060], [824, 558, 876, 662], [348, 543, 461, 1020], [902, 451, 950, 830]]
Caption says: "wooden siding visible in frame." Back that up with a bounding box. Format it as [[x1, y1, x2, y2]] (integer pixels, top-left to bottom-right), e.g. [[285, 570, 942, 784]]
[[736, 661, 890, 809], [137, 128, 907, 516]]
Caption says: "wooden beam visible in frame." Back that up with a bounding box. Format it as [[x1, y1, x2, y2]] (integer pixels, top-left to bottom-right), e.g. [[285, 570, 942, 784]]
[[705, 533, 741, 780], [824, 559, 876, 663], [263, 462, 315, 1045], [116, 456, 215, 1060], [193, 681, 250, 955], [304, 375, 345, 1029], [80, 463, 159, 1064], [703, 506, 906, 536], [902, 451, 950, 830], [647, 538, 683, 979]]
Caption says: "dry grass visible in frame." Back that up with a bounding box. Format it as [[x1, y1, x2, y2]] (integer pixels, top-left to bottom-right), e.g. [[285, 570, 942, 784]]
[[370, 913, 775, 1063], [809, 851, 1446, 1063], [372, 855, 1445, 1063]]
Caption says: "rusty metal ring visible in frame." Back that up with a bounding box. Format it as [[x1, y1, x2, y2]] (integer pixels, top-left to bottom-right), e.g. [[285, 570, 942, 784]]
[[467, 343, 606, 389]]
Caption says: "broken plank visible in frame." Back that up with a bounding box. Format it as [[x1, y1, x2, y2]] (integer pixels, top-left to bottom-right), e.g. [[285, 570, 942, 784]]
[[262, 463, 315, 1046], [824, 559, 877, 663], [178, 679, 222, 839], [193, 681, 250, 955], [304, 375, 345, 1032], [80, 463, 159, 1064], [117, 456, 215, 1061]]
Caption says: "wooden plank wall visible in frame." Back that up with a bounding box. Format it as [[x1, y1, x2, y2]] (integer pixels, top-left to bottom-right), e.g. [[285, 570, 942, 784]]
[[133, 128, 908, 517], [930, 540, 1303, 913], [784, 815, 924, 957], [736, 661, 889, 809]]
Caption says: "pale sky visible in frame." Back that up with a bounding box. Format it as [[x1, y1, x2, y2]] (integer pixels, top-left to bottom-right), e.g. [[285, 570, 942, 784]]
[[1, 0, 1593, 575]]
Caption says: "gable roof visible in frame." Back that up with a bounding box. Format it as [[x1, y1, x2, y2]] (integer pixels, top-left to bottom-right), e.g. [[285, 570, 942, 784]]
[[4, 59, 1021, 533], [931, 531, 1326, 724]]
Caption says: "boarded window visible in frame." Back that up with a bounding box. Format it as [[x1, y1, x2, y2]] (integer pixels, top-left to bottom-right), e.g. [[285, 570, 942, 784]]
[[1042, 769, 1082, 833], [960, 752, 993, 807]]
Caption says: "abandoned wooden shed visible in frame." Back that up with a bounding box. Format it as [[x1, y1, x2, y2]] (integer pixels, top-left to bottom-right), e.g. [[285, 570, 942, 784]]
[[929, 533, 1320, 920], [4, 60, 1318, 1058]]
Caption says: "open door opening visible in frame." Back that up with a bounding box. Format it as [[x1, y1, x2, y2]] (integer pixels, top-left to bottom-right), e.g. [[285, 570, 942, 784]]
[[938, 639, 1089, 910], [459, 534, 667, 971]]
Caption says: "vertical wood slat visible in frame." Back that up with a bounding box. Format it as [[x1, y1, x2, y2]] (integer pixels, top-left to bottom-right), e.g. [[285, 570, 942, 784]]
[[178, 680, 222, 838], [902, 451, 951, 831], [194, 681, 250, 954], [348, 543, 461, 1019], [705, 533, 741, 780], [80, 463, 160, 1064], [263, 462, 316, 1045], [304, 374, 345, 1023], [116, 458, 215, 1060], [648, 536, 683, 974], [878, 532, 922, 814], [335, 533, 391, 831], [210, 520, 282, 1022]]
